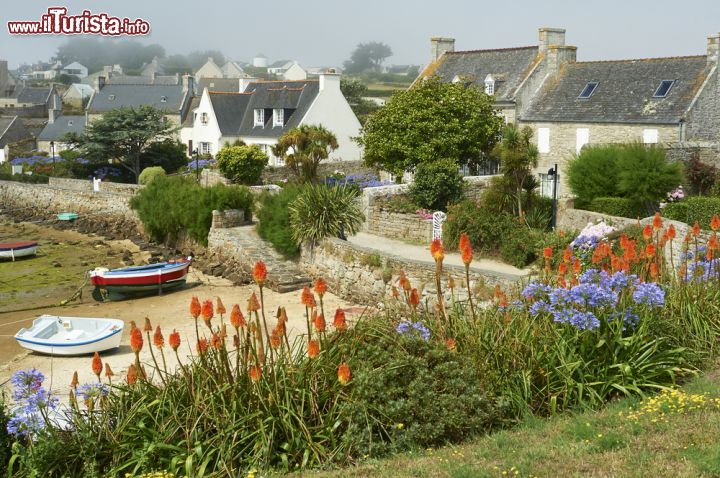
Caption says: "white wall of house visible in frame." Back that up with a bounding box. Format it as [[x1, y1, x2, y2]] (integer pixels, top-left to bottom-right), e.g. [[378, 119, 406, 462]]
[[299, 73, 363, 161], [195, 58, 224, 79], [187, 88, 222, 155], [282, 63, 307, 81]]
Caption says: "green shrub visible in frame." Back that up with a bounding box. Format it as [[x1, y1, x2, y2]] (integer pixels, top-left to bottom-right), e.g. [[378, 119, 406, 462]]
[[137, 166, 166, 185], [663, 197, 720, 229], [443, 200, 515, 254], [409, 159, 465, 211], [567, 145, 623, 208], [588, 197, 646, 218], [139, 140, 188, 174], [129, 176, 253, 245], [216, 144, 268, 185], [257, 185, 303, 257], [0, 172, 49, 184], [373, 193, 419, 214], [289, 184, 365, 245], [500, 226, 543, 268]]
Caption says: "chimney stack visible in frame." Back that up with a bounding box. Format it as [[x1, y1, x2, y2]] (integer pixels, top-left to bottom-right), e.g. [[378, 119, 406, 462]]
[[708, 33, 720, 67], [319, 71, 340, 92], [430, 37, 455, 62], [94, 75, 105, 93], [539, 27, 566, 54], [182, 74, 194, 94], [238, 77, 257, 93], [48, 93, 60, 124]]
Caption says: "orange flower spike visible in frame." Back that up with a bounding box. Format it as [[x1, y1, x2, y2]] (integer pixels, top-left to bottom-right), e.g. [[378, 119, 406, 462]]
[[143, 317, 152, 332], [209, 333, 222, 350], [707, 248, 714, 261], [168, 330, 181, 351], [314, 277, 328, 296], [712, 214, 720, 232], [275, 319, 286, 336], [230, 304, 246, 328], [445, 338, 457, 351], [130, 327, 143, 353], [196, 338, 208, 354], [249, 365, 262, 382], [458, 233, 473, 265], [667, 224, 676, 240], [573, 258, 582, 274], [641, 225, 653, 241], [430, 238, 445, 262], [646, 243, 656, 258], [653, 212, 662, 231], [620, 234, 629, 251], [216, 297, 226, 316], [278, 307, 288, 323], [543, 247, 553, 260], [557, 275, 567, 289], [126, 364, 138, 385], [270, 328, 281, 349], [338, 362, 351, 386], [70, 371, 79, 388], [333, 308, 347, 331], [650, 263, 659, 279], [247, 292, 260, 312], [92, 352, 103, 378], [253, 261, 267, 286], [189, 296, 201, 319], [557, 263, 567, 276], [308, 339, 320, 358], [300, 286, 316, 308], [314, 313, 326, 333], [153, 326, 164, 348], [409, 288, 420, 308], [562, 246, 573, 264], [201, 300, 214, 323], [693, 221, 701, 237], [104, 363, 114, 378], [710, 235, 718, 251]]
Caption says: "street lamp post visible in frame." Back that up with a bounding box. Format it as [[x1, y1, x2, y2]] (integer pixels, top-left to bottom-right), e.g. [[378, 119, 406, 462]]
[[192, 148, 199, 182], [547, 163, 559, 230], [50, 141, 55, 175]]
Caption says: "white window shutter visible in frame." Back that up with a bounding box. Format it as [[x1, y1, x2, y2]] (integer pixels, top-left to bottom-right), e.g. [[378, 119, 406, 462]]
[[643, 129, 659, 144], [576, 128, 590, 153], [538, 128, 550, 154]]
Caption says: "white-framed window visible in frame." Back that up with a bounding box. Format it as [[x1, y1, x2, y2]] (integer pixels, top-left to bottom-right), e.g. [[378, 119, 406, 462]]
[[643, 129, 659, 144], [254, 109, 265, 127], [200, 142, 211, 155], [200, 112, 208, 125], [484, 74, 495, 95], [576, 128, 590, 153], [273, 108, 284, 127], [538, 127, 550, 154]]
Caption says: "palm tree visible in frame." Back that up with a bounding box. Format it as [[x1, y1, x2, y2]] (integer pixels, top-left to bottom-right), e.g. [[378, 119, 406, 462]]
[[493, 124, 538, 218], [272, 125, 338, 183]]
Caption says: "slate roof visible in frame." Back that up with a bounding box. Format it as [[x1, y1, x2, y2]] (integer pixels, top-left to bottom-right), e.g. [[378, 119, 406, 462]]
[[420, 46, 540, 101], [521, 56, 709, 124], [12, 86, 53, 104], [107, 75, 180, 85], [37, 115, 86, 141], [182, 97, 201, 127], [0, 116, 16, 138], [208, 79, 319, 138], [87, 84, 186, 113], [197, 78, 241, 93]]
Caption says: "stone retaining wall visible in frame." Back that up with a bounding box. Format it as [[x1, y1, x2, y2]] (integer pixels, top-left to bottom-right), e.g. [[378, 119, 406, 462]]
[[664, 142, 720, 167], [262, 160, 377, 183], [301, 237, 522, 306], [49, 177, 142, 195], [365, 209, 432, 243]]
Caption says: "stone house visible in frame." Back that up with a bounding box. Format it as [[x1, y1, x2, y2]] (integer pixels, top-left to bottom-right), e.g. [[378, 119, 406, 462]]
[[0, 116, 33, 163], [0, 61, 61, 116], [195, 57, 247, 79], [37, 97, 86, 154], [181, 73, 362, 163], [60, 62, 89, 79], [62, 83, 94, 109]]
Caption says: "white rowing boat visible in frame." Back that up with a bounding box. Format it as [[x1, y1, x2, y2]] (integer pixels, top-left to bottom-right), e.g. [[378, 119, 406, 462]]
[[0, 241, 38, 260], [15, 315, 124, 356]]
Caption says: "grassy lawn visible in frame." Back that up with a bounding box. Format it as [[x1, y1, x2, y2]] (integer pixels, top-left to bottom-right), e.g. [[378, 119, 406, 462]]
[[300, 373, 720, 478]]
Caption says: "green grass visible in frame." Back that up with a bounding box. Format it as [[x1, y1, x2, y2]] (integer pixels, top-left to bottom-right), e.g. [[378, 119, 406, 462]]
[[300, 372, 720, 478]]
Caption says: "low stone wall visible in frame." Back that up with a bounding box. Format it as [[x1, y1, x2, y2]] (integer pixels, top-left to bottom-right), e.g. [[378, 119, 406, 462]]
[[210, 209, 249, 229], [200, 169, 231, 186], [558, 207, 638, 232], [365, 208, 432, 243], [48, 177, 142, 195], [301, 237, 522, 306], [664, 142, 720, 167], [262, 160, 377, 183]]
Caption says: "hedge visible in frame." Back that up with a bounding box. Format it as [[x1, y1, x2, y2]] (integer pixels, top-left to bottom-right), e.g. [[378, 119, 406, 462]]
[[588, 197, 646, 219], [663, 197, 720, 229]]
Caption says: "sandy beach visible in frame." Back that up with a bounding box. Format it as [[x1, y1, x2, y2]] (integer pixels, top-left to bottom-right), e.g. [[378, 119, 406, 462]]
[[0, 222, 362, 398]]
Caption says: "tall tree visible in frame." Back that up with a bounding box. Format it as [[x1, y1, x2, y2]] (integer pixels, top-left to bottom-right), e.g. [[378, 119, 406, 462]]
[[272, 125, 338, 183], [344, 42, 393, 73], [358, 76, 503, 177], [494, 124, 538, 218], [64, 106, 178, 183]]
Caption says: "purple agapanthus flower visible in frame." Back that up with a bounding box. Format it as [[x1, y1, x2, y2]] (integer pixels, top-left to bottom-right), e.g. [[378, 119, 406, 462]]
[[396, 320, 431, 341], [632, 282, 665, 307], [7, 369, 58, 438]]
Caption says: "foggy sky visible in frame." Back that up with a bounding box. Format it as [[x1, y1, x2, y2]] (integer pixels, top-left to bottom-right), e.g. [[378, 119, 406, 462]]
[[2, 0, 720, 70]]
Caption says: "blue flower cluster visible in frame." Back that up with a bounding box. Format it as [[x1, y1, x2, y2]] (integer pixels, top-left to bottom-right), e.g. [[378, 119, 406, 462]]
[[6, 369, 58, 438], [10, 156, 53, 166], [93, 166, 123, 179], [522, 269, 665, 330], [77, 383, 109, 402], [325, 174, 394, 190], [396, 320, 431, 341], [680, 247, 720, 282], [187, 158, 216, 170]]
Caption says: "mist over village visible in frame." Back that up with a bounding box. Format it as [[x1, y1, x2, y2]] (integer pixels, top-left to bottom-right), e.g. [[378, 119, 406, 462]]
[[1, 1, 720, 476]]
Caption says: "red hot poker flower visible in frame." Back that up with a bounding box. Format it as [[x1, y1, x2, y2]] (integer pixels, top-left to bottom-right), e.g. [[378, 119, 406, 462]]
[[458, 233, 473, 265], [92, 352, 103, 378], [169, 330, 181, 351], [230, 304, 246, 328], [196, 338, 208, 354], [646, 243, 656, 258], [216, 297, 226, 316], [409, 288, 420, 308], [201, 300, 214, 323], [247, 292, 260, 312], [642, 225, 653, 241], [337, 362, 351, 386], [153, 326, 164, 348], [668, 224, 676, 240], [314, 277, 328, 296], [562, 246, 573, 264], [712, 214, 720, 232], [333, 308, 347, 331], [104, 363, 114, 378], [300, 286, 316, 308], [314, 313, 326, 333], [70, 371, 79, 388], [249, 365, 262, 382], [653, 212, 662, 231], [693, 221, 701, 237], [253, 261, 267, 285], [190, 296, 201, 319], [143, 317, 152, 332], [430, 238, 445, 262], [270, 328, 281, 349], [543, 247, 553, 260], [127, 364, 138, 385], [130, 327, 143, 353], [445, 338, 457, 351], [308, 339, 320, 358]]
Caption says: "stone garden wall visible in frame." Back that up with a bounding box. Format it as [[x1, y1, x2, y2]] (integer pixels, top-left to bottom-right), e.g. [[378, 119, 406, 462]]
[[48, 177, 143, 195], [262, 160, 377, 183], [301, 237, 523, 306], [663, 142, 720, 167]]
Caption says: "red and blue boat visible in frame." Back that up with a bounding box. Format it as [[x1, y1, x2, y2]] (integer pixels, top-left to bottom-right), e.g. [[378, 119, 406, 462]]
[[90, 258, 192, 301], [0, 241, 38, 261]]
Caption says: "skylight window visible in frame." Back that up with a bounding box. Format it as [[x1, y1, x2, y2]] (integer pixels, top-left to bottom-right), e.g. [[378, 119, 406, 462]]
[[108, 94, 116, 100], [160, 96, 168, 103], [578, 82, 598, 99], [653, 80, 675, 98]]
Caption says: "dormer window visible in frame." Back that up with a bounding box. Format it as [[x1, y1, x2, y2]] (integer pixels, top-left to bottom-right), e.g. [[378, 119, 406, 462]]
[[578, 82, 598, 99], [273, 109, 284, 127], [484, 74, 495, 95], [200, 112, 208, 125], [254, 109, 264, 127], [68, 120, 73, 126], [108, 94, 116, 100], [653, 80, 675, 98], [160, 96, 168, 103]]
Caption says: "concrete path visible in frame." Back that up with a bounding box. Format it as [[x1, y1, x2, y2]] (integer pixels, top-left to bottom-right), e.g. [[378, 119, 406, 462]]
[[348, 232, 532, 280]]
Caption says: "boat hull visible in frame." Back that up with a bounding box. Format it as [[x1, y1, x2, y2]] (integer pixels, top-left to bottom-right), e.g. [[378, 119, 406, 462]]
[[90, 260, 191, 301], [0, 241, 38, 260], [14, 315, 124, 356]]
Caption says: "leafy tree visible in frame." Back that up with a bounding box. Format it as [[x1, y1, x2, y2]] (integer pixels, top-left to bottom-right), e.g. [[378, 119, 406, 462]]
[[358, 76, 503, 177], [340, 77, 380, 124], [567, 145, 622, 208], [56, 74, 80, 85], [493, 124, 538, 217], [64, 106, 178, 183], [344, 42, 393, 73], [684, 153, 717, 196], [409, 159, 465, 211], [216, 144, 268, 185], [289, 184, 364, 245], [139, 140, 188, 173], [273, 125, 338, 182], [616, 143, 684, 206]]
